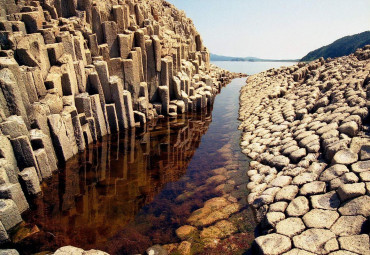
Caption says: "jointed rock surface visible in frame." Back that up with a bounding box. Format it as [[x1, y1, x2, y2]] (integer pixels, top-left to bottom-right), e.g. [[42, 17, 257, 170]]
[[0, 0, 237, 250], [240, 46, 370, 254]]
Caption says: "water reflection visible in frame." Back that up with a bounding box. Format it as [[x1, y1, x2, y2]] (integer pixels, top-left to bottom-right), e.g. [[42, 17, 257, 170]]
[[19, 111, 213, 254], [11, 78, 257, 255]]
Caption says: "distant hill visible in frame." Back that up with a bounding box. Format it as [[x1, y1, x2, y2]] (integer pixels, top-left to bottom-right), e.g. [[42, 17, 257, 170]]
[[301, 31, 370, 62], [210, 53, 298, 62]]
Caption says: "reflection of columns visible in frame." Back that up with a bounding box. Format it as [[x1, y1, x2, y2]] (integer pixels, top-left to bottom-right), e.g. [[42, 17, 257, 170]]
[[86, 146, 93, 164], [28, 99, 221, 249], [106, 136, 111, 177], [129, 130, 135, 163], [93, 146, 99, 169], [100, 138, 108, 181], [82, 151, 87, 189], [62, 158, 80, 211], [142, 133, 150, 155], [115, 133, 120, 161], [136, 141, 146, 187], [87, 184, 97, 223], [123, 153, 128, 180], [165, 122, 171, 164], [122, 129, 129, 180], [109, 134, 120, 161]]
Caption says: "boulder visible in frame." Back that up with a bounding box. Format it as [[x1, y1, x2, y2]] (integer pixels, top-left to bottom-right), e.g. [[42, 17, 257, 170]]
[[338, 235, 370, 255], [255, 233, 292, 255], [311, 191, 340, 210], [146, 245, 168, 255], [269, 155, 290, 170], [0, 199, 22, 231], [300, 181, 326, 195], [33, 149, 52, 179], [290, 148, 307, 163], [359, 145, 370, 160], [337, 183, 366, 201], [351, 160, 370, 173], [275, 217, 306, 238], [330, 215, 367, 236], [269, 176, 292, 188], [10, 136, 40, 176], [286, 196, 310, 216], [29, 129, 58, 172], [175, 225, 198, 240], [122, 90, 135, 128], [47, 114, 76, 162], [293, 229, 339, 254], [0, 115, 28, 139], [269, 201, 288, 212], [275, 185, 299, 201], [282, 249, 316, 255], [0, 221, 10, 243], [338, 195, 370, 217], [320, 164, 349, 181], [0, 250, 19, 255], [19, 167, 41, 195], [302, 209, 339, 229], [332, 150, 358, 165], [0, 183, 28, 213], [338, 121, 358, 137], [105, 104, 119, 134], [54, 246, 84, 255], [263, 212, 285, 228]]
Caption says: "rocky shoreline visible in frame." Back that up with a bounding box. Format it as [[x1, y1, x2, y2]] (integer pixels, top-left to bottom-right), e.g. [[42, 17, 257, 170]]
[[0, 0, 241, 252], [239, 46, 370, 254]]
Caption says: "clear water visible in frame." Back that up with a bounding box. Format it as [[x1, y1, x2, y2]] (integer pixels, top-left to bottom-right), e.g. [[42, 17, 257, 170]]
[[212, 61, 297, 74]]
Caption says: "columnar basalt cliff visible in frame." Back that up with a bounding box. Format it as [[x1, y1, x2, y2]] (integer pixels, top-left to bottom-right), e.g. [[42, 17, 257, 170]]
[[0, 0, 236, 248], [239, 46, 370, 254]]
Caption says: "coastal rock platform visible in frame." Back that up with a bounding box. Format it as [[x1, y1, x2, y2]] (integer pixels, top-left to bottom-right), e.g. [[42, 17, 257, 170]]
[[239, 46, 370, 254]]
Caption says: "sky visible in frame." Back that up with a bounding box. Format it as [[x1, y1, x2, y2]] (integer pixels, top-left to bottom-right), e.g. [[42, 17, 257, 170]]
[[168, 0, 370, 59]]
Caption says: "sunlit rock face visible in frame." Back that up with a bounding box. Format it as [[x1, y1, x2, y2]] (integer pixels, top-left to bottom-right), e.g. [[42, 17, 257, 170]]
[[239, 46, 370, 254], [0, 0, 241, 249]]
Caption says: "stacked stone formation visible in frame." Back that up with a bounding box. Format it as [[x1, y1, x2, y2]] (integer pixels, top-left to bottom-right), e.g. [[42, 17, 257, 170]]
[[0, 0, 236, 244], [239, 46, 370, 255]]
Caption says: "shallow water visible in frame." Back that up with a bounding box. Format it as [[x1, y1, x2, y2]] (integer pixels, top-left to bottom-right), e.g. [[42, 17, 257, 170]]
[[212, 61, 297, 75], [7, 62, 295, 254]]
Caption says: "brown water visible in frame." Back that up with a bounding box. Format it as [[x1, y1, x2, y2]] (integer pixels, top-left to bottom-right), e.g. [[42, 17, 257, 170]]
[[6, 77, 260, 254]]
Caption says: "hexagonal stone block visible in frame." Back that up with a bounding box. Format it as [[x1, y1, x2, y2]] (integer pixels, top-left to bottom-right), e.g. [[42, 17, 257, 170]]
[[276, 185, 299, 201], [276, 217, 305, 238], [302, 209, 339, 229], [330, 215, 367, 236], [338, 235, 370, 255], [332, 150, 358, 165], [293, 229, 338, 254], [0, 199, 22, 231], [351, 160, 370, 173], [337, 183, 366, 201], [320, 164, 349, 182], [283, 248, 316, 255], [338, 195, 370, 217], [311, 191, 340, 210], [255, 233, 292, 255], [286, 196, 310, 216], [300, 181, 326, 196]]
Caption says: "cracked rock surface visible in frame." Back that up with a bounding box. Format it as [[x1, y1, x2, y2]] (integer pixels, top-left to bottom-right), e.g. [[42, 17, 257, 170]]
[[239, 46, 370, 254]]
